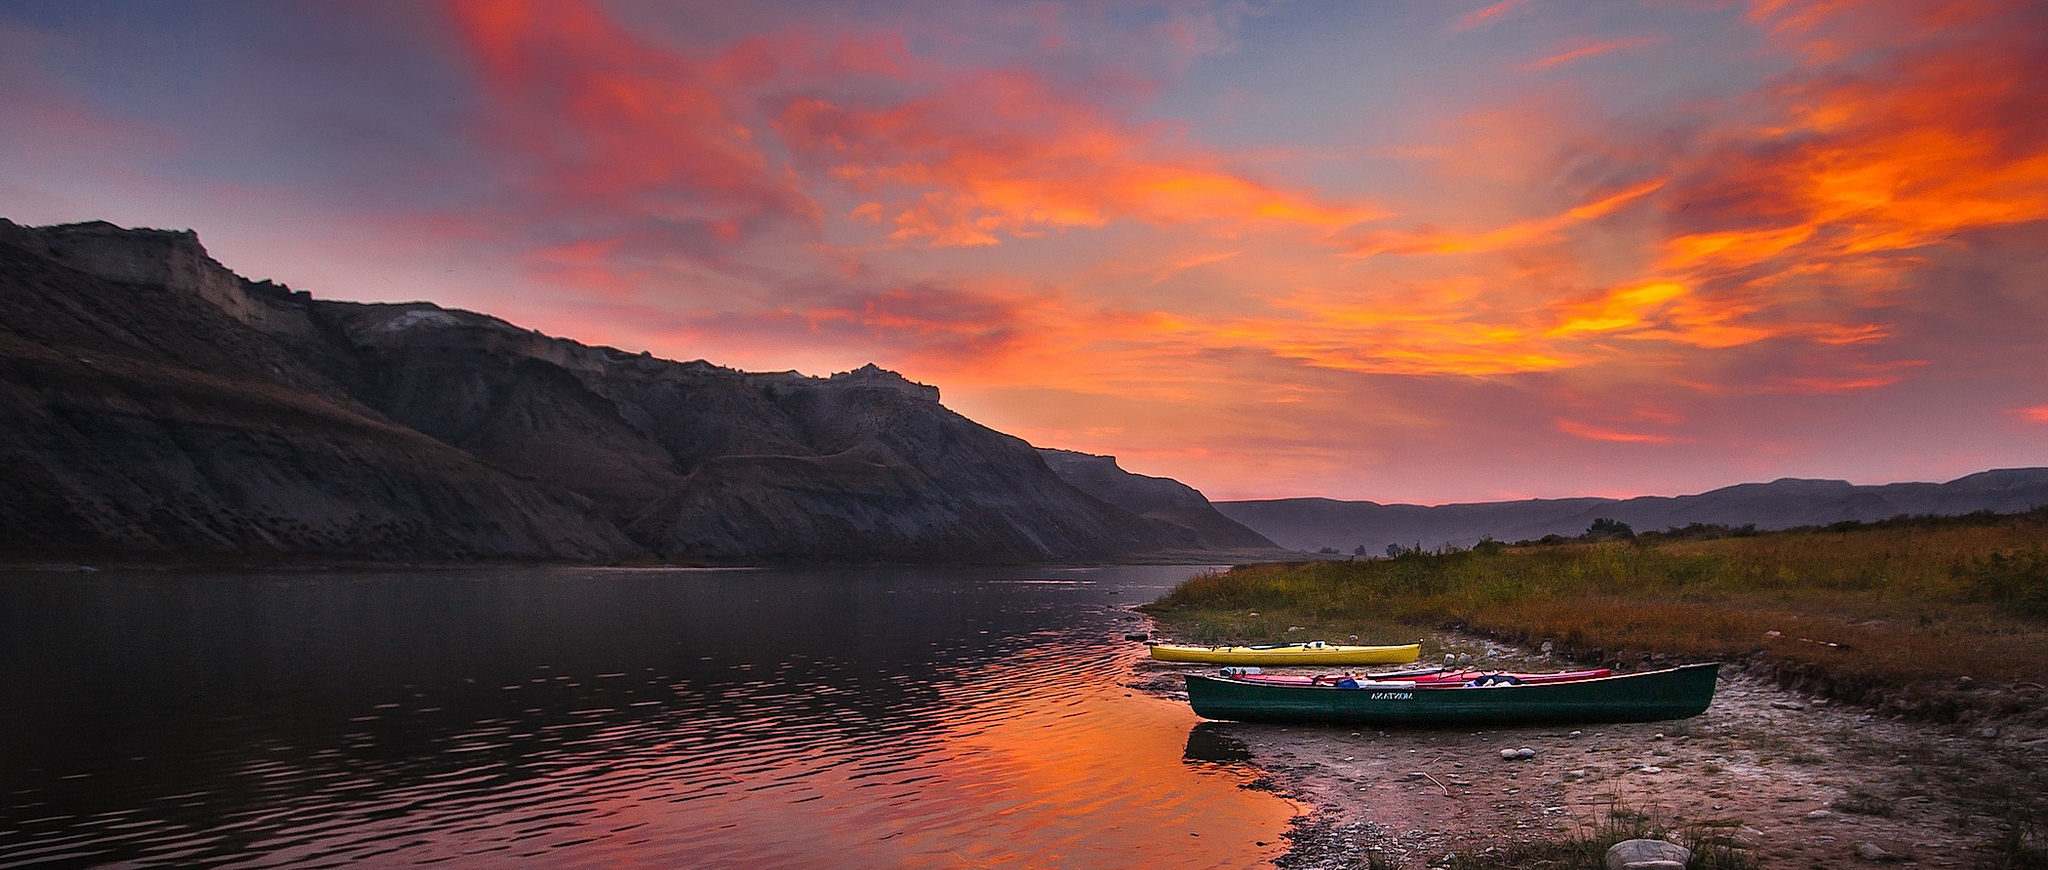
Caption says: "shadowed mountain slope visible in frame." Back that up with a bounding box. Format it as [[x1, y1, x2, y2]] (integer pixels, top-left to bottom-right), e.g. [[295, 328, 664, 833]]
[[0, 219, 1246, 564], [1037, 448, 1279, 552]]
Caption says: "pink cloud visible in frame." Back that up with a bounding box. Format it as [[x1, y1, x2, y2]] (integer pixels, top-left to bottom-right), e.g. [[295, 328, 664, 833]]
[[1454, 0, 1532, 32], [448, 0, 819, 244], [1519, 36, 1667, 72]]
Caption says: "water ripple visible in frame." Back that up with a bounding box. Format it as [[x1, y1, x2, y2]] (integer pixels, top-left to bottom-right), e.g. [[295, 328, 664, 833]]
[[0, 566, 1285, 868]]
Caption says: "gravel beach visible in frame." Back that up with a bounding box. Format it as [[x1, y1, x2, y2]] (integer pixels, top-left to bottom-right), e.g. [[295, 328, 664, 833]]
[[1133, 635, 2048, 868]]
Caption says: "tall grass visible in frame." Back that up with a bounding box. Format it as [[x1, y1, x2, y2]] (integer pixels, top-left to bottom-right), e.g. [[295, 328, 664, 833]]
[[1433, 799, 1755, 870], [1145, 507, 2048, 706]]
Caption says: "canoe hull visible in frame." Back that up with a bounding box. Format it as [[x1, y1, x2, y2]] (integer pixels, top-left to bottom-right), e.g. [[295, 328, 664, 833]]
[[1149, 642, 1421, 666], [1185, 662, 1720, 726]]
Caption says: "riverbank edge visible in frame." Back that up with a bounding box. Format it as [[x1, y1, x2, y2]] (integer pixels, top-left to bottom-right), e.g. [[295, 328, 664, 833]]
[[1126, 622, 2048, 869]]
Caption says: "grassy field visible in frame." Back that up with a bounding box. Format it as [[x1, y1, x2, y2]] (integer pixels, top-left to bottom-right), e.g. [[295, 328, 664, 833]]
[[1145, 507, 2048, 722]]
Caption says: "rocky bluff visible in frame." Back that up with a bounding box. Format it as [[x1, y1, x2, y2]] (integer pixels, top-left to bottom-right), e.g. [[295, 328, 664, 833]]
[[0, 219, 1277, 564]]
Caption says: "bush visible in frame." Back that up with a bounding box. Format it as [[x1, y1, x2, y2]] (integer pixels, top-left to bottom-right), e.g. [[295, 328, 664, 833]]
[[1962, 545, 2048, 621]]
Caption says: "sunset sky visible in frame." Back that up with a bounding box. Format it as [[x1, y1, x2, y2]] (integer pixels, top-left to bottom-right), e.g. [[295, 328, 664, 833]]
[[4, 0, 2045, 504]]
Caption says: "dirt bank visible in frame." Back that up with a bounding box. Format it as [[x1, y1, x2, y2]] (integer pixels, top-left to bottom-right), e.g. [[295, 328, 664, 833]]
[[1132, 635, 2048, 869]]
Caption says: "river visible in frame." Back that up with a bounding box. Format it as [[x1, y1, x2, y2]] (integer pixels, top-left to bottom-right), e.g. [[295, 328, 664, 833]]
[[0, 565, 1294, 868]]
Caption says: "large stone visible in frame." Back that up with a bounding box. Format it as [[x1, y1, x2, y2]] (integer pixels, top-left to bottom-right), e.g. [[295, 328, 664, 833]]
[[1605, 838, 1691, 870]]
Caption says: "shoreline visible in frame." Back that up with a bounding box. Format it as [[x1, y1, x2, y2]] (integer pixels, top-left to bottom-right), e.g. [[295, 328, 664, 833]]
[[1131, 632, 2048, 869], [0, 554, 1285, 575]]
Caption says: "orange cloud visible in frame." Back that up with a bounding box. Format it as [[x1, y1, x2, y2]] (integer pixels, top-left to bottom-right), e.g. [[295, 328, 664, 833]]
[[1546, 281, 1687, 337], [1666, 0, 2048, 282], [776, 71, 1385, 246], [2018, 405, 2048, 424], [973, 0, 2041, 393], [439, 0, 2045, 438], [1316, 0, 2048, 388], [1554, 418, 1682, 444]]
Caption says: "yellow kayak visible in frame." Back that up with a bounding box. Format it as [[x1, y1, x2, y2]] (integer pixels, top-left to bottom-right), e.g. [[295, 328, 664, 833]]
[[1147, 641, 1421, 666]]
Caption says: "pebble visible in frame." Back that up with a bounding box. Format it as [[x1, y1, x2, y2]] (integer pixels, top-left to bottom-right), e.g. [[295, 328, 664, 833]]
[[1857, 842, 1896, 862], [1805, 809, 1836, 821]]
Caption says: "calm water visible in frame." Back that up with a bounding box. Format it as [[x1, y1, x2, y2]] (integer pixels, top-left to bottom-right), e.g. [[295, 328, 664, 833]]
[[0, 565, 1293, 868]]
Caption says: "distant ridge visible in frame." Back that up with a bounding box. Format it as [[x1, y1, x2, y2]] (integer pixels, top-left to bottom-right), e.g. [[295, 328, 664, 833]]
[[1216, 468, 2048, 554]]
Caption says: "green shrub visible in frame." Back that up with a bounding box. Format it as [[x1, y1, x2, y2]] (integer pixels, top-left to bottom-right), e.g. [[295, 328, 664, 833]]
[[1961, 545, 2048, 620]]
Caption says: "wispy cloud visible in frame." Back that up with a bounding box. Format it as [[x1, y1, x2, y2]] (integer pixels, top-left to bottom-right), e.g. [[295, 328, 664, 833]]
[[1348, 178, 1663, 258], [1519, 36, 1666, 72], [1454, 0, 1532, 32], [1146, 250, 1242, 286]]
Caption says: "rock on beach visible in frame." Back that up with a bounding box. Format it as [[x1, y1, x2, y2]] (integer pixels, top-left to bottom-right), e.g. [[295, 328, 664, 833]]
[[1604, 838, 1691, 870]]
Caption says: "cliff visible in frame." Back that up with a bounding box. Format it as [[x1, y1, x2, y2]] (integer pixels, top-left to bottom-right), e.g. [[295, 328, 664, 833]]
[[0, 219, 1226, 564], [1037, 448, 1280, 552]]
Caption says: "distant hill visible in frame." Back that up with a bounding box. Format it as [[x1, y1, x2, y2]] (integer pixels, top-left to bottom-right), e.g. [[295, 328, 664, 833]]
[[1216, 469, 2048, 554], [0, 218, 1259, 564]]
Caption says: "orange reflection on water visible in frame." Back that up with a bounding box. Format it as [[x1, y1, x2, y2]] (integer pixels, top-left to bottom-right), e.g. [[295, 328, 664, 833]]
[[904, 668, 1296, 867], [563, 647, 1295, 868]]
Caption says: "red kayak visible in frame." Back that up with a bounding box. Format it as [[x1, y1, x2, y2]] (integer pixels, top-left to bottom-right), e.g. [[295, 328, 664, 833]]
[[1225, 667, 1612, 688]]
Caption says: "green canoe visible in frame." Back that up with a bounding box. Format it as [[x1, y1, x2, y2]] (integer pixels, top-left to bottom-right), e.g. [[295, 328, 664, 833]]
[[1184, 662, 1720, 726]]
